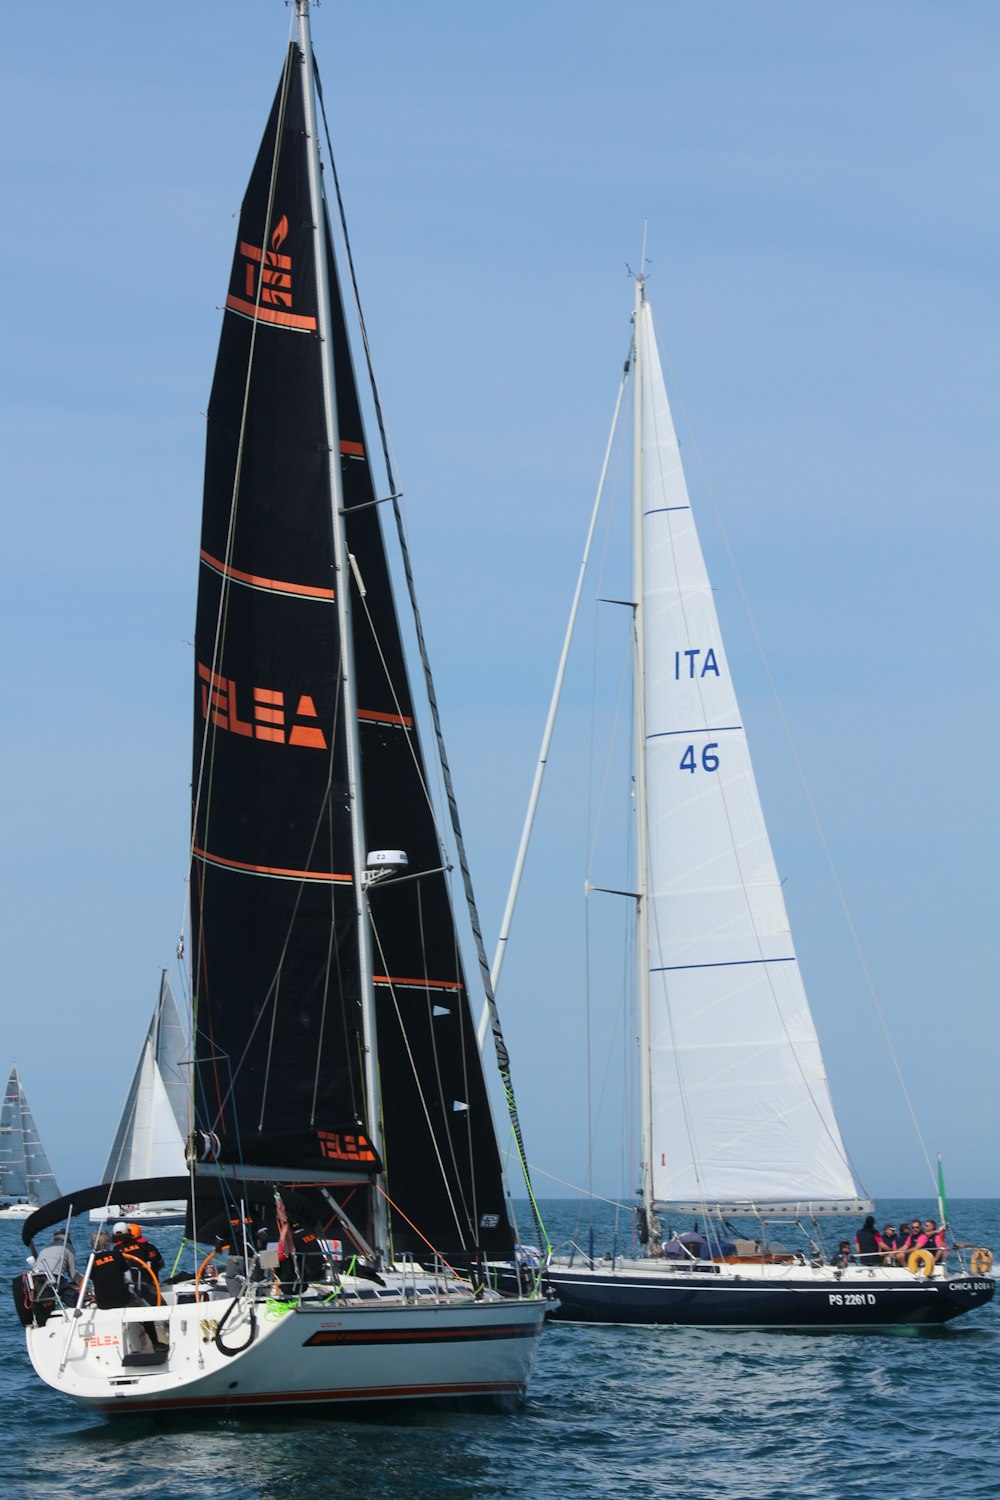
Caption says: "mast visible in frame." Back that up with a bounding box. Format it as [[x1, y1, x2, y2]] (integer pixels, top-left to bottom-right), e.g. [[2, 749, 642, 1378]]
[[295, 0, 385, 1250], [632, 274, 656, 1245]]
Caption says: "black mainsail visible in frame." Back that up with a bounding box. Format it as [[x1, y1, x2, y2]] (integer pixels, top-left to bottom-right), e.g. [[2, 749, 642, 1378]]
[[20, 6, 547, 1418], [191, 45, 514, 1259]]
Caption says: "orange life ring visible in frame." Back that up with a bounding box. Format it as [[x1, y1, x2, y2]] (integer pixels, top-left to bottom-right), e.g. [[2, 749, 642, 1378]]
[[907, 1248, 934, 1277], [970, 1248, 993, 1275]]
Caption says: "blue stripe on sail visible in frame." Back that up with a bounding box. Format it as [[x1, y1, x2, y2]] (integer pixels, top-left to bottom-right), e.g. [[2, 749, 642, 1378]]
[[644, 505, 691, 516], [651, 957, 796, 974], [647, 726, 742, 740]]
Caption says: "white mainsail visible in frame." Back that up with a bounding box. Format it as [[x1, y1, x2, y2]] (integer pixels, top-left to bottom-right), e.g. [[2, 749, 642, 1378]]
[[101, 974, 188, 1187], [0, 1065, 60, 1207], [637, 297, 864, 1213]]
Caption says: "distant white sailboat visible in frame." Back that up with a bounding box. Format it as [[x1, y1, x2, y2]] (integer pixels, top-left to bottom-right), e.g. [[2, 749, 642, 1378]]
[[0, 1066, 59, 1220], [90, 973, 188, 1228]]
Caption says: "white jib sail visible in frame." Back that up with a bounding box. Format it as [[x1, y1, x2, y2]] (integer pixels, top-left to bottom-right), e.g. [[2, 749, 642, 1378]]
[[101, 975, 188, 1184], [638, 298, 862, 1212]]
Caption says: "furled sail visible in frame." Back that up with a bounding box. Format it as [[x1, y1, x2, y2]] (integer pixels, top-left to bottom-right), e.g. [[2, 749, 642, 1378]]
[[192, 45, 514, 1256], [100, 974, 188, 1184], [0, 1066, 60, 1207], [638, 298, 864, 1212]]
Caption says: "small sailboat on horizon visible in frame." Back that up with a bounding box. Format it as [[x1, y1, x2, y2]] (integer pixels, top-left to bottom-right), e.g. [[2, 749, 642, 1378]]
[[0, 1065, 60, 1221], [20, 0, 546, 1415], [495, 270, 993, 1330]]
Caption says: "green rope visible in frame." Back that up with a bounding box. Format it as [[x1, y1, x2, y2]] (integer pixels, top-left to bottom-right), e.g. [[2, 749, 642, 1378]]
[[264, 1298, 298, 1319]]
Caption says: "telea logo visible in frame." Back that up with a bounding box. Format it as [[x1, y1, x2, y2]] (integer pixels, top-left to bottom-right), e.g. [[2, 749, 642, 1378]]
[[316, 1130, 377, 1164], [198, 662, 328, 750], [241, 214, 292, 309], [226, 212, 317, 332]]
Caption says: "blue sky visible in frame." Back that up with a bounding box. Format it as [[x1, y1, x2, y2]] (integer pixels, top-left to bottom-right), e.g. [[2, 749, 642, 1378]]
[[2, 1, 997, 1205]]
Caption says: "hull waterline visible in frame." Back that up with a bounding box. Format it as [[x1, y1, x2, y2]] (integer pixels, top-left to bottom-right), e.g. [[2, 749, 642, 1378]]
[[529, 1260, 995, 1330], [26, 1286, 547, 1417]]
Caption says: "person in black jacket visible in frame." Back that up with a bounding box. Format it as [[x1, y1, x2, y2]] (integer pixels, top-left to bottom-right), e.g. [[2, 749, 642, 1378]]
[[878, 1224, 900, 1263], [90, 1229, 132, 1310], [854, 1215, 881, 1265], [127, 1223, 164, 1302]]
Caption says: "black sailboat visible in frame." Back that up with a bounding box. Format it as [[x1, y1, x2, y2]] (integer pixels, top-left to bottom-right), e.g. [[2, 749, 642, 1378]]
[[21, 1, 546, 1415]]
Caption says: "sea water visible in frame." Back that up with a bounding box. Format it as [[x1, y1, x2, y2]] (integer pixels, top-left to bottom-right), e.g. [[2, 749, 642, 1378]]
[[4, 1198, 998, 1499]]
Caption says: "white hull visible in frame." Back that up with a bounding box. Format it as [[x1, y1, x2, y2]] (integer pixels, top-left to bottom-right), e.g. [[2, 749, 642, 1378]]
[[87, 1202, 187, 1227], [26, 1273, 547, 1416], [0, 1203, 33, 1220]]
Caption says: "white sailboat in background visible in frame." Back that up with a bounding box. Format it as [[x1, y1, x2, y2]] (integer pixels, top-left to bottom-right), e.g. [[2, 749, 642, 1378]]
[[89, 974, 188, 1228], [0, 1065, 60, 1220], [495, 272, 994, 1329]]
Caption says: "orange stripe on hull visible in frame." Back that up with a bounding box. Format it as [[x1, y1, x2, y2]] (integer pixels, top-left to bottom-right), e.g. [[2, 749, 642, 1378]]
[[200, 549, 334, 601], [193, 845, 352, 884], [225, 292, 317, 331]]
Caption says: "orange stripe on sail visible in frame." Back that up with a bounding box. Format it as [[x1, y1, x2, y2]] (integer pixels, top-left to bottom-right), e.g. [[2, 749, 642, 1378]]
[[339, 439, 365, 457], [358, 709, 414, 727], [238, 241, 291, 270], [373, 975, 464, 991], [193, 845, 352, 883], [225, 292, 317, 331], [200, 549, 334, 600]]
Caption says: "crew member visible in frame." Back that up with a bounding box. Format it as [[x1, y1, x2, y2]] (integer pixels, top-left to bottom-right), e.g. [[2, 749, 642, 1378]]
[[90, 1226, 132, 1309], [854, 1215, 880, 1265], [32, 1229, 79, 1298], [922, 1218, 947, 1265], [127, 1222, 164, 1301]]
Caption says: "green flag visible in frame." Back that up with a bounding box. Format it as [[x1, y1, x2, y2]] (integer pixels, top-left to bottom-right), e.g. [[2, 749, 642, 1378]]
[[937, 1153, 948, 1229]]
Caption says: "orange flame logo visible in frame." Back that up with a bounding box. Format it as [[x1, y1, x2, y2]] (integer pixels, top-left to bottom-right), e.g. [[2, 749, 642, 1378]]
[[271, 215, 289, 253]]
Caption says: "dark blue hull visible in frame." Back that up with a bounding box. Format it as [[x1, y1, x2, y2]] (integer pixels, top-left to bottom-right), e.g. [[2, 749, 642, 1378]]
[[502, 1264, 994, 1329]]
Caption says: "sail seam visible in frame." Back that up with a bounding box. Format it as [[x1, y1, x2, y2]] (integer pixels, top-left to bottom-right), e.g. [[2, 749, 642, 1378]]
[[652, 956, 795, 973], [647, 725, 742, 739]]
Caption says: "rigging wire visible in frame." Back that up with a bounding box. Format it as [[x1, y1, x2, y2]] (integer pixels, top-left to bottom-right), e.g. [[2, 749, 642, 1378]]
[[367, 917, 468, 1247], [184, 46, 298, 1148], [316, 74, 545, 1252]]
